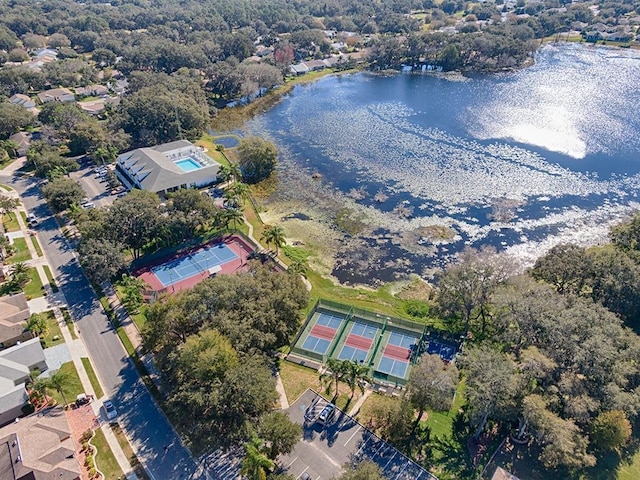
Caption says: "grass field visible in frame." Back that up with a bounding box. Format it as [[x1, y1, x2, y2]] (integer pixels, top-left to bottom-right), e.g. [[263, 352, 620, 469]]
[[111, 424, 150, 480], [3, 213, 20, 232], [81, 357, 104, 399], [41, 310, 64, 348], [61, 307, 77, 339], [92, 428, 126, 480], [47, 361, 83, 407], [31, 235, 43, 257], [43, 264, 59, 292], [7, 237, 31, 262], [24, 267, 45, 298]]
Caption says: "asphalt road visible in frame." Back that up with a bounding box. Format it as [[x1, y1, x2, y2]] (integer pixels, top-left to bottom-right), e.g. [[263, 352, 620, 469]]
[[1, 170, 205, 480]]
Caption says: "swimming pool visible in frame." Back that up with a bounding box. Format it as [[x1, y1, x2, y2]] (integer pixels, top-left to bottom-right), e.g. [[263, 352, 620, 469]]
[[175, 157, 202, 172]]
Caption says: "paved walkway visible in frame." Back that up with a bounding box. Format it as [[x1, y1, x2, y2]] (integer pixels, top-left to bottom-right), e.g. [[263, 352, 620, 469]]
[[347, 389, 372, 417]]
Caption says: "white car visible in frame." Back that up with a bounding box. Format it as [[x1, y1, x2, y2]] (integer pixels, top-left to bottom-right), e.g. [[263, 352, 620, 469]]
[[81, 202, 95, 209], [103, 400, 117, 420]]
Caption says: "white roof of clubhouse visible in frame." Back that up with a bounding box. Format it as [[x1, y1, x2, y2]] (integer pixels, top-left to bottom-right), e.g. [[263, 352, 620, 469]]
[[116, 140, 220, 194]]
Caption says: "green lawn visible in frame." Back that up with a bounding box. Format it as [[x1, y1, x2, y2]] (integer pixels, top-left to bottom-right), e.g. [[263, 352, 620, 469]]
[[81, 357, 104, 399], [61, 308, 77, 339], [24, 267, 45, 299], [31, 235, 43, 257], [41, 310, 64, 348], [3, 214, 21, 232], [7, 237, 31, 263], [92, 428, 126, 480], [110, 424, 150, 480], [426, 380, 466, 439], [43, 265, 59, 292], [46, 361, 84, 407]]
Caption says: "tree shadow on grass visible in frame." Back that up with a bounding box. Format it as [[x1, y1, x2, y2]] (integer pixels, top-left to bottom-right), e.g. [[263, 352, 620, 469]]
[[429, 412, 476, 479]]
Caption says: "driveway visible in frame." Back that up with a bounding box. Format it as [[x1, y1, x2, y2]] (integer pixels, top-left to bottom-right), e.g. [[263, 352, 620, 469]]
[[0, 170, 205, 480]]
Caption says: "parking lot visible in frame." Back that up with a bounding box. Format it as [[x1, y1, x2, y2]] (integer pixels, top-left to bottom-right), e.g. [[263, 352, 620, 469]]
[[280, 389, 436, 480], [69, 160, 126, 209]]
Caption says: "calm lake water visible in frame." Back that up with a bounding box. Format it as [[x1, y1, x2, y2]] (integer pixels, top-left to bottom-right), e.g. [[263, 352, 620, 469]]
[[247, 44, 640, 285]]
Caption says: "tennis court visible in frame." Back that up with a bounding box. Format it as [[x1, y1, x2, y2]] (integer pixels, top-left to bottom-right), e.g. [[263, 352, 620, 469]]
[[376, 356, 409, 378], [337, 321, 379, 362], [427, 340, 458, 362], [388, 331, 418, 349], [298, 311, 347, 356], [152, 243, 238, 287]]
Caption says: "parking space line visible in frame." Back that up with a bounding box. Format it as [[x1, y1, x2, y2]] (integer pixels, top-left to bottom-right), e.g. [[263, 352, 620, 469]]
[[354, 432, 372, 456], [287, 457, 298, 468], [383, 450, 397, 470], [393, 461, 409, 480], [296, 466, 309, 479], [343, 425, 361, 447]]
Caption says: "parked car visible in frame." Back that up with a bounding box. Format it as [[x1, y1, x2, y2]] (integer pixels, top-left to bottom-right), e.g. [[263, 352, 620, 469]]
[[81, 202, 95, 209], [103, 400, 117, 420], [27, 213, 38, 226], [317, 403, 336, 425]]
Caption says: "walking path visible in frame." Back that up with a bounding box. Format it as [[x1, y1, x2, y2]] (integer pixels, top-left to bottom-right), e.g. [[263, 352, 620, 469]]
[[347, 390, 372, 417], [4, 183, 138, 480]]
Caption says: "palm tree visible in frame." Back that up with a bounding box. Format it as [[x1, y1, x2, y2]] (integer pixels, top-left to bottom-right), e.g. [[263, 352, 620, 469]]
[[223, 189, 239, 209], [213, 208, 231, 232], [231, 182, 249, 206], [44, 369, 71, 407], [10, 262, 31, 287], [227, 162, 242, 183], [341, 360, 371, 399], [287, 259, 308, 277], [261, 225, 286, 255], [225, 208, 244, 232], [218, 164, 233, 184], [319, 358, 345, 398], [240, 435, 274, 480], [27, 313, 49, 339]]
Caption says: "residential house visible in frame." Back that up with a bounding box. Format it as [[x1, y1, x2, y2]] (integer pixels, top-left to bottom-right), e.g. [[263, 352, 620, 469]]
[[74, 84, 109, 97], [115, 140, 221, 196], [8, 94, 36, 110], [304, 59, 327, 72], [290, 62, 309, 75], [0, 293, 32, 350], [0, 338, 48, 426], [77, 99, 106, 115], [491, 467, 521, 480], [8, 132, 32, 157], [37, 88, 75, 104], [0, 406, 81, 480]]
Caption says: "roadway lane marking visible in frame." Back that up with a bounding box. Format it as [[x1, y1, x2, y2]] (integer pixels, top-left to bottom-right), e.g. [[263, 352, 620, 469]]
[[287, 457, 298, 468], [344, 425, 362, 447], [296, 466, 309, 479]]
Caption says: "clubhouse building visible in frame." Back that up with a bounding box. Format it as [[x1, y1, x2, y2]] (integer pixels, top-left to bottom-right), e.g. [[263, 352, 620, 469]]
[[115, 140, 220, 196]]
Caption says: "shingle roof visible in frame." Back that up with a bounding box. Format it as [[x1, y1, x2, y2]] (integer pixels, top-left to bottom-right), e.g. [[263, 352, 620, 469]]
[[117, 140, 220, 193]]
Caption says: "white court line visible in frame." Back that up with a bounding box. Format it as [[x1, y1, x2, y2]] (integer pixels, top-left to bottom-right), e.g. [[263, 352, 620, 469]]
[[287, 457, 298, 468], [343, 425, 362, 447], [296, 466, 309, 479]]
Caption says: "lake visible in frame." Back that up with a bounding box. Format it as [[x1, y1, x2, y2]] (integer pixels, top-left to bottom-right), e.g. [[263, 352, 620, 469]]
[[246, 44, 640, 286]]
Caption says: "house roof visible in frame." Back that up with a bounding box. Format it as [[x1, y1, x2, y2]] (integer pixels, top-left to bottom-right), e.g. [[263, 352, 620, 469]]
[[37, 88, 74, 102], [117, 140, 220, 193], [77, 99, 106, 115], [491, 467, 521, 480], [8, 94, 33, 106], [0, 337, 46, 373], [0, 406, 81, 480], [0, 293, 30, 346], [8, 132, 32, 152]]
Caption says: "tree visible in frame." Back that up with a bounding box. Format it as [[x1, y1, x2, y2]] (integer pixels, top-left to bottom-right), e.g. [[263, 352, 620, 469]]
[[459, 345, 519, 439], [261, 225, 286, 255], [237, 136, 278, 184], [118, 274, 146, 314], [338, 461, 385, 480], [0, 103, 34, 140], [530, 243, 589, 295], [27, 313, 49, 339], [107, 190, 162, 259], [224, 208, 244, 233], [78, 238, 126, 284], [590, 410, 632, 452], [10, 262, 31, 288], [0, 195, 20, 224], [341, 360, 371, 400], [42, 177, 85, 212], [320, 358, 345, 398], [407, 354, 459, 429], [258, 411, 302, 460], [43, 369, 72, 407], [241, 435, 275, 480]]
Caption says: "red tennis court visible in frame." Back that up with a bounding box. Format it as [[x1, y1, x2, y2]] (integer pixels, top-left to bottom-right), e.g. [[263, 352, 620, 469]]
[[346, 334, 373, 350], [310, 324, 338, 341], [383, 344, 411, 361]]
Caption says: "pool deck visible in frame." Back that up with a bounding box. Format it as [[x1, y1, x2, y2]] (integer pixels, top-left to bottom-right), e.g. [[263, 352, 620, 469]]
[[135, 235, 255, 294]]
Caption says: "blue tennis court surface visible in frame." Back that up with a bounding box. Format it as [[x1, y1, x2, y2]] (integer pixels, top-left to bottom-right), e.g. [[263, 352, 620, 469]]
[[302, 336, 332, 354], [377, 356, 409, 378], [427, 341, 457, 362], [315, 312, 345, 330], [153, 243, 238, 287], [338, 345, 369, 362], [350, 322, 378, 339], [388, 331, 418, 349]]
